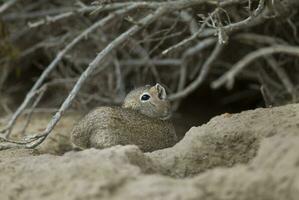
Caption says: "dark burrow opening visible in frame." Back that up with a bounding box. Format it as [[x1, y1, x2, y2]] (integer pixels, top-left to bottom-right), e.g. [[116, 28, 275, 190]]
[[173, 82, 264, 138]]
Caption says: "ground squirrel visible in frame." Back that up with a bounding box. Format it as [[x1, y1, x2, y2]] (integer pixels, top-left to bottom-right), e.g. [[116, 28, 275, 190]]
[[71, 83, 177, 152]]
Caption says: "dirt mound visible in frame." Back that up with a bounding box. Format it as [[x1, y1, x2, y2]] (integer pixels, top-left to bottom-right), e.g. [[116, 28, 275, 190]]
[[2, 112, 81, 155], [148, 103, 299, 177], [0, 103, 298, 199]]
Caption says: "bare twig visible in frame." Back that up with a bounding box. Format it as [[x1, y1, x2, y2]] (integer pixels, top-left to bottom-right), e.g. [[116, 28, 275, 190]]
[[113, 59, 126, 99], [27, 6, 96, 28], [2, 0, 296, 150], [24, 6, 177, 148], [234, 33, 288, 46], [169, 42, 224, 100], [260, 85, 273, 107], [0, 0, 19, 14], [127, 39, 161, 82], [27, 1, 159, 28], [265, 56, 295, 96], [120, 59, 181, 67], [1, 4, 139, 138], [19, 0, 220, 148], [211, 45, 299, 89], [162, 0, 256, 54], [162, 9, 217, 55], [20, 86, 46, 135], [177, 38, 217, 97]]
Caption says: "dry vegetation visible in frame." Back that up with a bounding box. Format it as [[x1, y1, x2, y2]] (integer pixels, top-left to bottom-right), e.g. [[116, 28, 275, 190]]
[[0, 0, 299, 149]]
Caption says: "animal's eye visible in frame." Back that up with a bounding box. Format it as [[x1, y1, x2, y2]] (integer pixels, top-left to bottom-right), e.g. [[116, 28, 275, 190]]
[[141, 94, 151, 101]]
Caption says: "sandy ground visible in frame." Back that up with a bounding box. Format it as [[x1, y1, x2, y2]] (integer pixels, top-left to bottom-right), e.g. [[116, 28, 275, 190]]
[[0, 103, 298, 199]]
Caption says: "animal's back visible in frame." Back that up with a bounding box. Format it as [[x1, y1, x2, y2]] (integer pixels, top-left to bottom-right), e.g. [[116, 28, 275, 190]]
[[71, 106, 177, 151]]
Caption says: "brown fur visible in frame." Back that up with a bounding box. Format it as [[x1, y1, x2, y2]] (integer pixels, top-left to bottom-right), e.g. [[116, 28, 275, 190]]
[[71, 84, 177, 152]]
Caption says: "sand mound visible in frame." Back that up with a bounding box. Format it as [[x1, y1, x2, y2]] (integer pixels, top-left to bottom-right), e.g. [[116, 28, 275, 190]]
[[0, 103, 298, 199]]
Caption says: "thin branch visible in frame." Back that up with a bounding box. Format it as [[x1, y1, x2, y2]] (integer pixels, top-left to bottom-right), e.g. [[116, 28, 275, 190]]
[[0, 0, 285, 149], [27, 1, 160, 28], [169, 42, 224, 100], [162, 9, 216, 55], [177, 38, 217, 95], [162, 0, 256, 54], [113, 58, 126, 99], [27, 6, 96, 28], [120, 59, 181, 67], [24, 0, 217, 148], [20, 87, 46, 135], [0, 0, 20, 14], [265, 56, 295, 95], [1, 4, 139, 138], [25, 7, 171, 148], [234, 33, 288, 45], [211, 45, 299, 89]]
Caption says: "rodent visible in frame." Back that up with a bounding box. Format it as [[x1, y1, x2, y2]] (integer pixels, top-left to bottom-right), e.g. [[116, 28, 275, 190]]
[[70, 83, 177, 152]]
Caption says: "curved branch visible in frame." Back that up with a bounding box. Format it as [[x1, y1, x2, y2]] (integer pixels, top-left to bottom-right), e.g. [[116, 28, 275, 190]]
[[1, 4, 139, 138], [0, 0, 20, 14], [169, 42, 224, 100], [211, 45, 299, 89], [26, 0, 215, 148]]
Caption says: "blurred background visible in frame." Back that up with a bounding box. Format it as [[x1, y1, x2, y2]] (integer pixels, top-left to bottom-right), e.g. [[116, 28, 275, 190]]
[[1, 0, 299, 137]]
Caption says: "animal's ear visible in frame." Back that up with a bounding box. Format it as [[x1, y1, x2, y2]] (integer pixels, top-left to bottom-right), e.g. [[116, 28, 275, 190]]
[[155, 83, 167, 99]]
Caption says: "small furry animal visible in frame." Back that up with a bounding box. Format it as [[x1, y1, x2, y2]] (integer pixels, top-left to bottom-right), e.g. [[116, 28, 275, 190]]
[[71, 83, 177, 152]]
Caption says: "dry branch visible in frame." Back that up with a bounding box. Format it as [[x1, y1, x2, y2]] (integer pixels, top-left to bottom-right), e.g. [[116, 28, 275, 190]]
[[211, 45, 299, 89], [1, 4, 139, 138], [1, 0, 299, 150], [170, 42, 224, 100], [1, 0, 219, 149], [0, 0, 20, 14], [26, 6, 170, 148], [27, 0, 223, 148]]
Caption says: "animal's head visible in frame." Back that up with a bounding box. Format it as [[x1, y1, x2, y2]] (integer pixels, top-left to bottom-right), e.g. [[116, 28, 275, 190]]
[[122, 83, 171, 120]]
